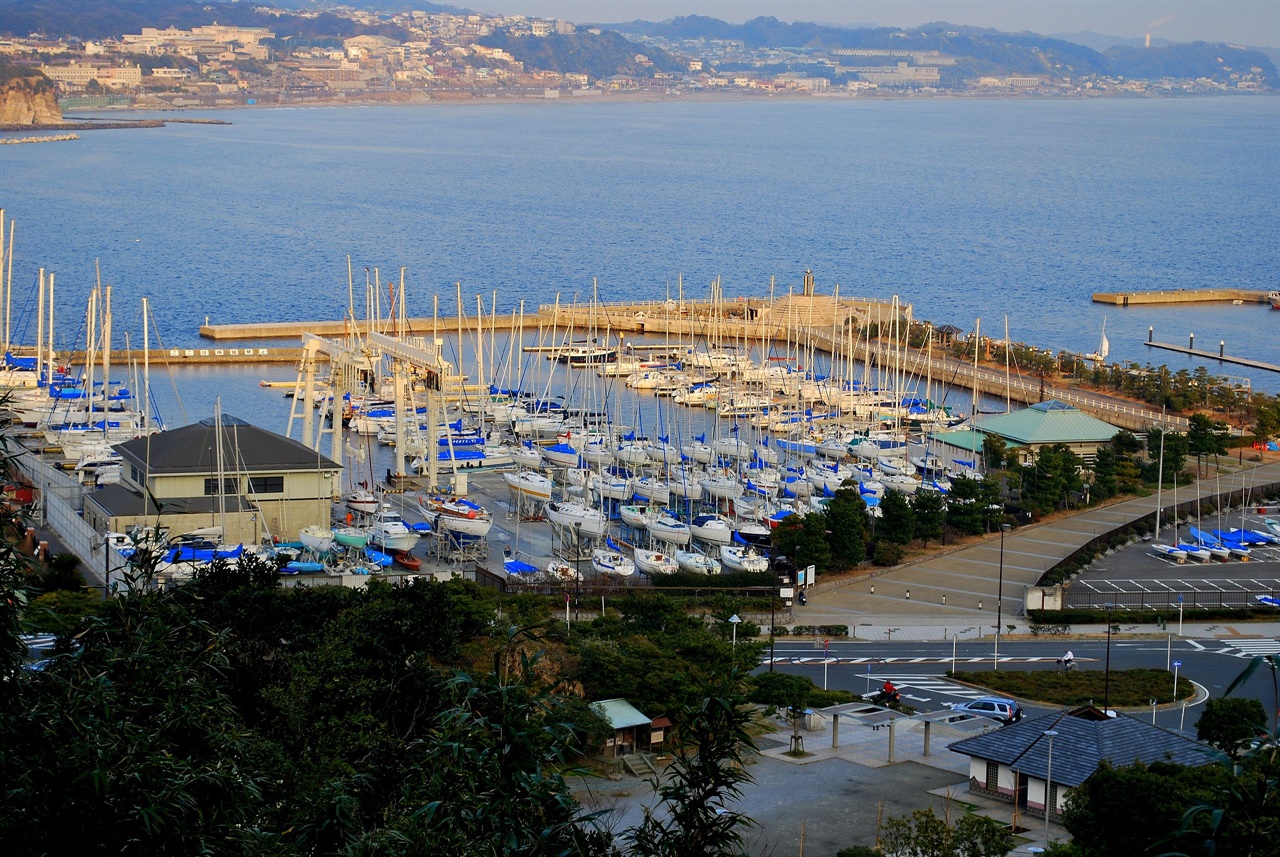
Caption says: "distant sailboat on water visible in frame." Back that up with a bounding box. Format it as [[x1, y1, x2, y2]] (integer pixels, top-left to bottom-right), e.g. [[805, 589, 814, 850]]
[[1085, 317, 1110, 364]]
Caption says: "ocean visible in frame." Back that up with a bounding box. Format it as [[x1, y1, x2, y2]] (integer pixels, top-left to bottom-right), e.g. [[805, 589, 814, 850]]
[[1, 95, 1277, 428]]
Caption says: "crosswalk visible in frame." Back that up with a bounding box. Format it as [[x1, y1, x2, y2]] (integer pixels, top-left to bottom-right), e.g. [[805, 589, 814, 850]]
[[763, 655, 1071, 666], [877, 676, 989, 702], [1217, 639, 1280, 658]]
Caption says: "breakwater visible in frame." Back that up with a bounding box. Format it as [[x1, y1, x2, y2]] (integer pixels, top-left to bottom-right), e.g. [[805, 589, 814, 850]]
[[0, 133, 78, 144]]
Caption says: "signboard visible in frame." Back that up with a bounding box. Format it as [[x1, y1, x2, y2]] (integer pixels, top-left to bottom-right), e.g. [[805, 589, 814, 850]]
[[795, 566, 806, 586], [779, 587, 795, 599]]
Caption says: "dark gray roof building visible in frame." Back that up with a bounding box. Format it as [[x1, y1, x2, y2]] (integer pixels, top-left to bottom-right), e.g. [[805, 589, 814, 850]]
[[949, 706, 1210, 788]]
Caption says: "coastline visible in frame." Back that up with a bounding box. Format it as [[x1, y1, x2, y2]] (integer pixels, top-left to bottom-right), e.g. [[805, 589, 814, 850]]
[[8, 86, 1275, 131]]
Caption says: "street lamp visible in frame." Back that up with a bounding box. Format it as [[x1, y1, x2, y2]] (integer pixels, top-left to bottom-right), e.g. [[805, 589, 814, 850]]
[[1044, 729, 1058, 846], [728, 614, 742, 648], [995, 523, 1010, 670], [1104, 602, 1114, 713], [769, 587, 777, 672]]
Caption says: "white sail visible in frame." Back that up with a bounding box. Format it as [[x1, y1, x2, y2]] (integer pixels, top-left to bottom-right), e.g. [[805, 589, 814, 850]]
[[1098, 332, 1110, 361]]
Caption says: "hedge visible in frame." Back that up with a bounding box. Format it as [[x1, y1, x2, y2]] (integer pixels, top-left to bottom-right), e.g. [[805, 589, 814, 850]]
[[785, 624, 850, 637], [1027, 606, 1280, 625]]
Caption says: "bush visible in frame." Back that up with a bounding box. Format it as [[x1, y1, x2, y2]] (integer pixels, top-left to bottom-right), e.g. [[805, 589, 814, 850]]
[[789, 624, 850, 637], [837, 846, 879, 857], [1028, 607, 1280, 625], [22, 590, 103, 633], [872, 540, 905, 566], [1029, 622, 1071, 636], [40, 551, 85, 592], [951, 668, 1194, 706]]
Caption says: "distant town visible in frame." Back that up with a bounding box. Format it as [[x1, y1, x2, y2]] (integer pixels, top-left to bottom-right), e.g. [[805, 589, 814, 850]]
[[2, 3, 1274, 113]]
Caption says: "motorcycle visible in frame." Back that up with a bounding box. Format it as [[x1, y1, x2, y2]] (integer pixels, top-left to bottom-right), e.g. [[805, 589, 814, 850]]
[[870, 688, 901, 706]]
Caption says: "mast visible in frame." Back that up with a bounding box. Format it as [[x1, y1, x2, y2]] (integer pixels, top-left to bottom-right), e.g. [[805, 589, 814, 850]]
[[971, 318, 981, 419], [1004, 314, 1011, 414], [142, 297, 151, 429], [35, 269, 44, 389], [0, 209, 5, 357]]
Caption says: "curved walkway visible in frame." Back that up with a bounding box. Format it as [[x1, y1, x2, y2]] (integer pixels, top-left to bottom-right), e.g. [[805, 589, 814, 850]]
[[805, 459, 1280, 629]]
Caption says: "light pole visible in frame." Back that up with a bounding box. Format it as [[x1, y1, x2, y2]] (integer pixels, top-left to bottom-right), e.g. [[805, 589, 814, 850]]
[[729, 613, 741, 648], [769, 587, 776, 672], [1177, 594, 1184, 636], [994, 523, 1010, 670], [1044, 729, 1058, 845], [1104, 602, 1114, 713]]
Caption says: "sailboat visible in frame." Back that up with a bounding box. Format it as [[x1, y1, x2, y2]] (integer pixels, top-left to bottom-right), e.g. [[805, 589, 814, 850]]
[[1085, 318, 1110, 364]]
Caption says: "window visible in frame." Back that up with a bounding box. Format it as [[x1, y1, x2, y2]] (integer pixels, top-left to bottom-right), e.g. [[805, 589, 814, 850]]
[[985, 761, 999, 790], [203, 477, 238, 496], [248, 476, 284, 495]]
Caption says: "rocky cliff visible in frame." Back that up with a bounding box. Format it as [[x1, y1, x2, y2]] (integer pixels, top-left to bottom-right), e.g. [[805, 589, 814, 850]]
[[0, 71, 63, 126]]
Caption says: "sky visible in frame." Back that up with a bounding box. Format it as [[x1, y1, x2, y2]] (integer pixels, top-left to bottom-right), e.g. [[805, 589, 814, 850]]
[[472, 1, 1280, 47]]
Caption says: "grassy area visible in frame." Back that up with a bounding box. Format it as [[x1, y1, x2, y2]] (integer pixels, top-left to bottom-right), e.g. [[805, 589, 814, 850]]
[[949, 668, 1194, 707]]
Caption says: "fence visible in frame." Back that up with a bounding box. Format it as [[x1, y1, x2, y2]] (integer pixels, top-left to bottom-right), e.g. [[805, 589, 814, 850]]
[[10, 446, 116, 588], [1065, 582, 1280, 611]]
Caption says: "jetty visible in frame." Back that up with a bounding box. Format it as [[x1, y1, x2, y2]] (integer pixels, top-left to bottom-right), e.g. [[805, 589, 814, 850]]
[[1144, 340, 1280, 374], [1092, 288, 1270, 306]]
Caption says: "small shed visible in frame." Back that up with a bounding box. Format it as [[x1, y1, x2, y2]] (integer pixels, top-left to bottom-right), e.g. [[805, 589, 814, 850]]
[[591, 698, 651, 756]]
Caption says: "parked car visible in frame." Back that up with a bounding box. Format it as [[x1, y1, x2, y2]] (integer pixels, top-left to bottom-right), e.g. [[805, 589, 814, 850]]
[[949, 696, 1024, 724]]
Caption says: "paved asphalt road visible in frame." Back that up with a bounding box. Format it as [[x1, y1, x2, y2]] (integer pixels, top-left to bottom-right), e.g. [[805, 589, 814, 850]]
[[763, 635, 1280, 731]]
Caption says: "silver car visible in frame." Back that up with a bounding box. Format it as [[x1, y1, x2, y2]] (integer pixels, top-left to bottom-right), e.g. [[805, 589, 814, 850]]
[[949, 696, 1024, 725]]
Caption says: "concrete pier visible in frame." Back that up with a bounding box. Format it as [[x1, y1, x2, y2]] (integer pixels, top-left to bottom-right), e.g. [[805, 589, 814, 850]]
[[1092, 289, 1269, 306]]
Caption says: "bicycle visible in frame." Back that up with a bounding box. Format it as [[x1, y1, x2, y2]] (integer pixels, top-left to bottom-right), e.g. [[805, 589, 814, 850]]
[[1057, 658, 1078, 672]]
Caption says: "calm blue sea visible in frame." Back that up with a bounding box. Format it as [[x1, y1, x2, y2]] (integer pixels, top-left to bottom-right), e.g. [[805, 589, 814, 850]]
[[1, 95, 1277, 427]]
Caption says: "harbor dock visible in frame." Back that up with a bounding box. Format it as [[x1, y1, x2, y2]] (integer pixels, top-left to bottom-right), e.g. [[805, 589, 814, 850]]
[[1144, 340, 1280, 374], [1091, 288, 1270, 306]]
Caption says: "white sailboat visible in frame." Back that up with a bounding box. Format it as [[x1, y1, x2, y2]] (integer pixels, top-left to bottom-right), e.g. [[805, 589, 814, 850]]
[[1085, 318, 1110, 364]]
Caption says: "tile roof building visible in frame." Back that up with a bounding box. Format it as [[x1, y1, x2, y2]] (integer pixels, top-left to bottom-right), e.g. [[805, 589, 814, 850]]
[[948, 706, 1211, 819]]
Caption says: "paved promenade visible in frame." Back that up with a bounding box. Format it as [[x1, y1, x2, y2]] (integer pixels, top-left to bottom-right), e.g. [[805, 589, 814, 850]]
[[803, 459, 1280, 635]]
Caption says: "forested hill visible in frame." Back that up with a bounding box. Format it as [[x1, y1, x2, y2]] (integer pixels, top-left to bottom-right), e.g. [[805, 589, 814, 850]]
[[601, 15, 1276, 83], [479, 29, 685, 79]]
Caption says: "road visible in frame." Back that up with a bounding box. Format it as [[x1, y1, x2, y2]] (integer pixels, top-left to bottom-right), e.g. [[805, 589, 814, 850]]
[[763, 635, 1280, 732]]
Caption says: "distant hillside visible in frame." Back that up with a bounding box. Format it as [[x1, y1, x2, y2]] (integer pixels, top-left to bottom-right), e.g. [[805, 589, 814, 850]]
[[1107, 42, 1276, 81], [479, 29, 685, 79], [0, 0, 410, 42], [602, 15, 1275, 84]]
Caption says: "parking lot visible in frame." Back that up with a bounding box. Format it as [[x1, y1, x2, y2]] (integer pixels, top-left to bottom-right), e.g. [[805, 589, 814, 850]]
[[1070, 510, 1280, 609]]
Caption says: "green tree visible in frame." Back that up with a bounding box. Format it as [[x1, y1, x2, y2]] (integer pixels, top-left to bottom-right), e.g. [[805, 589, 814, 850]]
[[1186, 413, 1230, 476], [1196, 696, 1269, 756], [1021, 444, 1084, 515], [1146, 427, 1189, 485], [771, 511, 831, 574], [1091, 446, 1118, 502], [911, 489, 947, 546], [1061, 759, 1225, 857], [404, 628, 616, 856], [825, 485, 868, 566], [981, 433, 1008, 472], [625, 674, 757, 857], [880, 807, 1013, 857], [946, 475, 986, 535], [877, 490, 916, 546]]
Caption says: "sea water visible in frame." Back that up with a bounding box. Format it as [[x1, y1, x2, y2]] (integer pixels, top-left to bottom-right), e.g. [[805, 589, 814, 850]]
[[1, 95, 1276, 429]]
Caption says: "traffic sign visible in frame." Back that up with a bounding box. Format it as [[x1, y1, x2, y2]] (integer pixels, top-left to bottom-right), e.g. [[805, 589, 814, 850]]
[[1173, 660, 1182, 668]]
